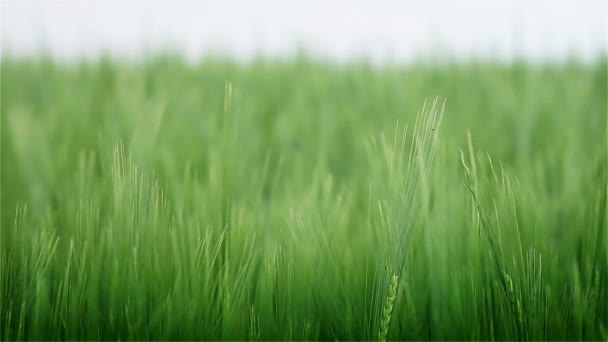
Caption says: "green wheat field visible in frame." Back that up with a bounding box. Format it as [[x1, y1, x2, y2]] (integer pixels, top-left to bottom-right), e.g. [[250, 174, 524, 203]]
[[1, 55, 607, 341]]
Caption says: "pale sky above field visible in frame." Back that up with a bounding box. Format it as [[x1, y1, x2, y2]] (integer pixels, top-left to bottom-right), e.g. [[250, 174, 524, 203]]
[[1, 1, 607, 63]]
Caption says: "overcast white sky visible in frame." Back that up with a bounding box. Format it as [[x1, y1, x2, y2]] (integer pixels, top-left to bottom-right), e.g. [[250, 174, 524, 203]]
[[1, 1, 607, 63]]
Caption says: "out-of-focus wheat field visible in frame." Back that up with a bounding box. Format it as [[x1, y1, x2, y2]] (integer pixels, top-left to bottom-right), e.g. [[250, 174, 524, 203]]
[[1, 56, 606, 340]]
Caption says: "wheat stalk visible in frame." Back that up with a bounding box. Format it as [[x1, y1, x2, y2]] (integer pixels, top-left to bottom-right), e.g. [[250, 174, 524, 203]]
[[378, 273, 399, 342], [504, 272, 523, 334]]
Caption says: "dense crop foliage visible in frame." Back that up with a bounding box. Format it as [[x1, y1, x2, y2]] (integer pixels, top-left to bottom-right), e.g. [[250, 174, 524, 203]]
[[1, 55, 606, 340]]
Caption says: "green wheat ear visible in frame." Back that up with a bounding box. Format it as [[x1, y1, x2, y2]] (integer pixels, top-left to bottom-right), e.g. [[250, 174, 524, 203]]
[[378, 273, 399, 342], [504, 272, 523, 334]]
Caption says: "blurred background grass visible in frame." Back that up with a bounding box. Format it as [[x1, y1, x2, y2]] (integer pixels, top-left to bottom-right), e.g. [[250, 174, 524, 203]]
[[1, 55, 607, 340]]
